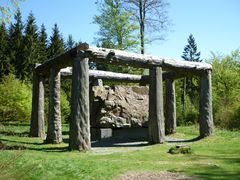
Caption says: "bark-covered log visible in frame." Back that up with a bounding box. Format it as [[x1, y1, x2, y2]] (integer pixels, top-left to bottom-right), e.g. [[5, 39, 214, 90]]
[[30, 72, 45, 138], [69, 55, 91, 151], [86, 47, 212, 74], [148, 67, 165, 144], [199, 70, 214, 137], [46, 68, 62, 144], [165, 79, 176, 135]]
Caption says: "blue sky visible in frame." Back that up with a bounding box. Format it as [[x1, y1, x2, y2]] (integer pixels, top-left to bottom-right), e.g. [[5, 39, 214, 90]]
[[16, 0, 240, 60]]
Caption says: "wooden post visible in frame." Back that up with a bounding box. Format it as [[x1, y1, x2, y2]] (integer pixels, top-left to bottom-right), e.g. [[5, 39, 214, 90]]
[[46, 67, 62, 143], [30, 72, 45, 138], [69, 54, 91, 151], [199, 70, 214, 137], [148, 67, 165, 144], [165, 79, 176, 135]]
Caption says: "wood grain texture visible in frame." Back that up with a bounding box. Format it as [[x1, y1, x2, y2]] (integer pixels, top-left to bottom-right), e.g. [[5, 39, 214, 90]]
[[30, 71, 45, 138], [199, 70, 214, 137], [69, 55, 91, 151], [148, 67, 165, 144], [165, 79, 176, 135], [46, 68, 62, 144]]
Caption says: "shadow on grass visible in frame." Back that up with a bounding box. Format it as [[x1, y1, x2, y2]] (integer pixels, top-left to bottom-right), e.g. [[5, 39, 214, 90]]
[[0, 131, 29, 137], [91, 138, 149, 147], [0, 138, 43, 145], [167, 136, 203, 143], [186, 162, 240, 180], [1, 122, 30, 127], [28, 146, 69, 152]]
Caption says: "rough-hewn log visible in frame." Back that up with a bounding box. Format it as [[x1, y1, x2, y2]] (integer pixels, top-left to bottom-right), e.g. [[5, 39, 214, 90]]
[[46, 68, 62, 144], [69, 55, 91, 151], [199, 70, 214, 137], [86, 47, 212, 74], [61, 68, 149, 83], [148, 67, 165, 144], [30, 71, 45, 138], [36, 43, 212, 76], [165, 79, 176, 135], [35, 43, 89, 76]]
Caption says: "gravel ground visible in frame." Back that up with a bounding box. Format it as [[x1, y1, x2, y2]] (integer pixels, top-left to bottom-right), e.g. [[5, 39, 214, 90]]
[[117, 172, 197, 180]]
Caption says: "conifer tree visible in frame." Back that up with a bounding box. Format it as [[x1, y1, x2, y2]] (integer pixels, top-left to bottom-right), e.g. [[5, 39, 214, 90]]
[[0, 22, 13, 78], [181, 34, 201, 117], [66, 34, 76, 51], [38, 24, 48, 63], [8, 9, 24, 79], [22, 12, 39, 80], [48, 24, 65, 58]]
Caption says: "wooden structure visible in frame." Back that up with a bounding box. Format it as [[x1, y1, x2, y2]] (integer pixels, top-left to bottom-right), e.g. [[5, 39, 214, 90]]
[[30, 43, 214, 151]]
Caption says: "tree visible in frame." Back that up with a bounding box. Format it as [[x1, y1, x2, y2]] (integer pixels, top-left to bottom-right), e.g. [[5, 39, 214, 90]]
[[8, 9, 24, 79], [124, 0, 170, 54], [48, 24, 65, 58], [38, 24, 48, 63], [0, 22, 13, 77], [66, 34, 76, 51], [0, 0, 25, 23], [94, 0, 139, 51], [94, 0, 142, 74], [22, 12, 39, 80], [181, 34, 201, 118]]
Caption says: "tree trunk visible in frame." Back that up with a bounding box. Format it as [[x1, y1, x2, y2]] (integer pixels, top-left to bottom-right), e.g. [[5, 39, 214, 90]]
[[165, 79, 176, 134], [69, 55, 91, 151], [46, 67, 62, 144], [148, 66, 165, 144], [199, 70, 214, 137], [30, 72, 45, 138]]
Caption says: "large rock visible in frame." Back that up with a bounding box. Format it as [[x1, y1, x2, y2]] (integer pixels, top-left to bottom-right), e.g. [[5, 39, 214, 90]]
[[90, 86, 149, 128]]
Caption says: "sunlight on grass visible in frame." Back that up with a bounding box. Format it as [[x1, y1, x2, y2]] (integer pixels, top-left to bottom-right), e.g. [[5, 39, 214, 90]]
[[0, 123, 239, 180]]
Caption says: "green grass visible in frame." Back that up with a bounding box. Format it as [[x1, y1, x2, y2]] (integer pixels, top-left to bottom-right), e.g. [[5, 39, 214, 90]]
[[0, 123, 239, 180]]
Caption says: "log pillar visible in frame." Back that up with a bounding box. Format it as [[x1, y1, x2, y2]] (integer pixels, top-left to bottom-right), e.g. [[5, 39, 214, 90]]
[[165, 79, 176, 135], [199, 70, 214, 137], [148, 66, 165, 144], [69, 54, 91, 151], [30, 71, 45, 138], [46, 67, 62, 143]]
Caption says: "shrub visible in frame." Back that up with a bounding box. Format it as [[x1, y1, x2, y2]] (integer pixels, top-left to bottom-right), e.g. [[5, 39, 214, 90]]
[[0, 74, 32, 122]]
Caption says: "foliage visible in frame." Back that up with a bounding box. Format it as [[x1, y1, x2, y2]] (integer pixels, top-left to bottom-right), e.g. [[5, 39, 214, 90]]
[[0, 0, 25, 23], [180, 34, 201, 121], [48, 23, 65, 58], [8, 9, 24, 79], [0, 22, 13, 77], [60, 90, 70, 123], [0, 74, 32, 122], [38, 24, 48, 63], [211, 50, 240, 130], [0, 124, 240, 179], [22, 12, 40, 80], [94, 0, 139, 51]]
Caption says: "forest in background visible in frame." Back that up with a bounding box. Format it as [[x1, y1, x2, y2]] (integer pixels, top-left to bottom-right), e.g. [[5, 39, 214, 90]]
[[0, 6, 240, 130]]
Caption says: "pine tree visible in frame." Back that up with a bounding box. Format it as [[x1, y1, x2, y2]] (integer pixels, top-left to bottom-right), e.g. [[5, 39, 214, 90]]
[[8, 9, 24, 79], [0, 22, 13, 78], [181, 34, 201, 117], [38, 24, 48, 63], [22, 12, 40, 80], [66, 34, 76, 51], [48, 24, 65, 58]]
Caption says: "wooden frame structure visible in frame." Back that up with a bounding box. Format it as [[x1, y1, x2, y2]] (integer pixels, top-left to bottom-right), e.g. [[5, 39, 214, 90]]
[[30, 43, 214, 151]]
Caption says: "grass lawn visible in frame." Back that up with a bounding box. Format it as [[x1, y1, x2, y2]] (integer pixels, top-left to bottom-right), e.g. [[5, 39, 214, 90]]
[[0, 122, 239, 180]]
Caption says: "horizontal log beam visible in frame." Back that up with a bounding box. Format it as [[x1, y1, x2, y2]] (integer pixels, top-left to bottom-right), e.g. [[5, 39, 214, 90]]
[[61, 68, 149, 83], [60, 68, 187, 83], [86, 47, 212, 74], [35, 43, 89, 76], [35, 43, 212, 76]]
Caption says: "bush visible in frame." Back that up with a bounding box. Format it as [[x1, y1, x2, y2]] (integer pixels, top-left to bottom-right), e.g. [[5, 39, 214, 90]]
[[0, 74, 32, 122]]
